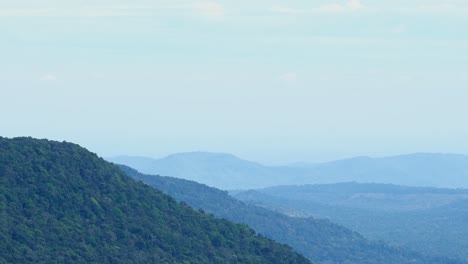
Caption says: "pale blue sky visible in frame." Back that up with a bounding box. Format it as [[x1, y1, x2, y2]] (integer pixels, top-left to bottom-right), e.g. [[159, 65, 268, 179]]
[[1, 0, 467, 164]]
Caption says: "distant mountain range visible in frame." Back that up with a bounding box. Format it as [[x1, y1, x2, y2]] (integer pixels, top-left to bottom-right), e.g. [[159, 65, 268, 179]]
[[109, 152, 468, 189], [109, 152, 306, 189], [120, 166, 465, 264], [233, 182, 468, 261]]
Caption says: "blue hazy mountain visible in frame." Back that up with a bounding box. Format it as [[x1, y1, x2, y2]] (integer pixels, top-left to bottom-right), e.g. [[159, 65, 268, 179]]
[[109, 152, 310, 189], [109, 152, 468, 190], [234, 182, 468, 261], [120, 165, 465, 264], [301, 153, 468, 188]]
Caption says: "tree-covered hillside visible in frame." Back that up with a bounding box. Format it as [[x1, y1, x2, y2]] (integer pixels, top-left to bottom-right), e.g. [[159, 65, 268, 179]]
[[0, 137, 310, 263], [120, 166, 464, 264]]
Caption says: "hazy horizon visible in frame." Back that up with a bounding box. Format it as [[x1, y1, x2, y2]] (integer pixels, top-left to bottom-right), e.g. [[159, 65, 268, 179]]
[[2, 0, 467, 164], [108, 150, 468, 166]]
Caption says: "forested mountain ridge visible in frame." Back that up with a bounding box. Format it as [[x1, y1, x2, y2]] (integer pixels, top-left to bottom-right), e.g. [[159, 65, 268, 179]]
[[234, 183, 468, 261], [120, 165, 465, 264], [251, 182, 468, 211], [0, 137, 310, 263]]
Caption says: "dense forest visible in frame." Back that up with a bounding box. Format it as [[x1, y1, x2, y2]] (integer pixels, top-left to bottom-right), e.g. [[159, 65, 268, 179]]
[[0, 137, 310, 263], [234, 183, 468, 261], [121, 166, 465, 264]]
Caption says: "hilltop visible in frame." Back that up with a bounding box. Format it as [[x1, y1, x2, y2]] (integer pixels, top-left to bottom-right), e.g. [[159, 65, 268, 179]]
[[0, 137, 310, 263]]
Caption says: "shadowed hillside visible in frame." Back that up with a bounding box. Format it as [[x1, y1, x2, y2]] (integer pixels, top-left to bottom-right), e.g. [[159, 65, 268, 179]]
[[234, 183, 468, 261], [0, 137, 310, 263], [120, 165, 465, 264]]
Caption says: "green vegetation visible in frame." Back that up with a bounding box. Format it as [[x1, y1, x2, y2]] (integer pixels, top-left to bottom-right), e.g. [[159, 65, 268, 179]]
[[121, 166, 465, 264], [0, 137, 310, 263]]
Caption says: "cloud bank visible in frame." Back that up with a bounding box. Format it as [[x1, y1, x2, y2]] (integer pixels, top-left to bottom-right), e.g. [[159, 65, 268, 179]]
[[271, 0, 364, 15]]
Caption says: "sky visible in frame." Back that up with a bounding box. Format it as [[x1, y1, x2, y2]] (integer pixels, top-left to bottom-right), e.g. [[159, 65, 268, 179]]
[[1, 0, 467, 164]]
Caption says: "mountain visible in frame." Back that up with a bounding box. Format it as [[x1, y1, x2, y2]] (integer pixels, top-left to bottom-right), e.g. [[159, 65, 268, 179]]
[[109, 152, 468, 190], [109, 152, 309, 190], [234, 182, 468, 261], [298, 153, 468, 188], [0, 137, 310, 263], [119, 165, 464, 264]]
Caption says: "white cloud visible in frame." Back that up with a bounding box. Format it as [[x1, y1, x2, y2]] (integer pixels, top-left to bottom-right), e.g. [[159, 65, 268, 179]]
[[40, 74, 57, 81], [388, 4, 460, 15], [279, 72, 298, 83], [398, 75, 414, 81], [75, 7, 145, 17], [318, 0, 364, 13], [271, 0, 365, 15], [0, 8, 53, 17], [193, 1, 224, 19], [416, 3, 458, 12], [0, 6, 150, 17], [392, 24, 407, 34], [270, 6, 304, 14], [0, 2, 228, 21]]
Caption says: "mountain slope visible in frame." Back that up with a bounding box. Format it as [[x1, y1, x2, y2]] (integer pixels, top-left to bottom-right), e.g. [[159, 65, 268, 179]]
[[120, 166, 464, 264], [234, 183, 468, 261], [0, 137, 310, 263], [110, 152, 468, 190]]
